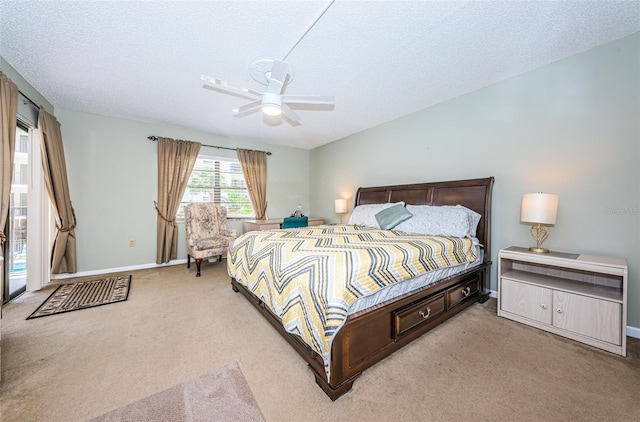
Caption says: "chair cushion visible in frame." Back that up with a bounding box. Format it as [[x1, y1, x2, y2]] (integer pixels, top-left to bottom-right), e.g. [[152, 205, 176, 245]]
[[194, 236, 229, 251]]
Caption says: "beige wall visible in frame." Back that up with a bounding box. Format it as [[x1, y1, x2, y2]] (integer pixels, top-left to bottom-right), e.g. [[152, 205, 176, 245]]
[[55, 109, 311, 272], [310, 33, 640, 328]]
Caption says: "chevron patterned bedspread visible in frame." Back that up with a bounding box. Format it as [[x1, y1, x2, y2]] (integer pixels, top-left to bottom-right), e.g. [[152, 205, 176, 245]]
[[227, 225, 477, 380]]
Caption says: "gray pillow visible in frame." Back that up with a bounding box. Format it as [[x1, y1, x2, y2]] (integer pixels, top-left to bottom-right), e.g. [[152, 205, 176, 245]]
[[375, 203, 413, 230], [395, 205, 472, 237]]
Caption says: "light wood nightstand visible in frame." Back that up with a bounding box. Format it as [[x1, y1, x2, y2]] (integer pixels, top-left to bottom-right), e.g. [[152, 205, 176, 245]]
[[498, 246, 627, 356]]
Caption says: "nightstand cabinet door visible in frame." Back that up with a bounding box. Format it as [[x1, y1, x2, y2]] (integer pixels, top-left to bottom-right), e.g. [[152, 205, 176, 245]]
[[553, 291, 621, 345], [501, 278, 552, 325]]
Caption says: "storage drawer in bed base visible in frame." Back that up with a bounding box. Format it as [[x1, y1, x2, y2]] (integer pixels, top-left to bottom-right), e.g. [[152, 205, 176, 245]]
[[446, 275, 480, 309], [394, 293, 446, 338], [393, 273, 480, 339]]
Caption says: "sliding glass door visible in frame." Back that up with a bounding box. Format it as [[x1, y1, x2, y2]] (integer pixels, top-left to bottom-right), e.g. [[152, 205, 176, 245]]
[[2, 123, 28, 304]]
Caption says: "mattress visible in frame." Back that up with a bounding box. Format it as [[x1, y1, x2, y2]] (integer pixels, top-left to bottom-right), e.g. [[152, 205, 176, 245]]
[[347, 244, 482, 314]]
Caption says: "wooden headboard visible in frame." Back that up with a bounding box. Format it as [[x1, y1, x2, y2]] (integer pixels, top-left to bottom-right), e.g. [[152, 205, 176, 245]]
[[354, 177, 495, 262]]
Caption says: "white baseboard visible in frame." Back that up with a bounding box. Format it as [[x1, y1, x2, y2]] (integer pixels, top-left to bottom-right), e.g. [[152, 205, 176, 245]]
[[50, 259, 187, 280], [627, 325, 640, 339]]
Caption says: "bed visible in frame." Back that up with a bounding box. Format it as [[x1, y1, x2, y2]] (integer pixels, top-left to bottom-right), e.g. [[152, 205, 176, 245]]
[[228, 177, 494, 400]]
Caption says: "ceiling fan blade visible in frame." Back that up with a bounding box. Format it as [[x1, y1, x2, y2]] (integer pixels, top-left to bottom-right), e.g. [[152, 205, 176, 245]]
[[267, 60, 290, 95], [281, 103, 301, 125], [232, 99, 261, 116], [201, 75, 262, 100], [202, 83, 258, 101], [201, 75, 262, 96], [281, 95, 335, 105]]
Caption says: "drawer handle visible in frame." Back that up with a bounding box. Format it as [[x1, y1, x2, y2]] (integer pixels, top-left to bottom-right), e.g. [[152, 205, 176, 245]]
[[419, 307, 431, 319], [461, 287, 471, 297], [556, 308, 563, 314], [540, 304, 548, 309]]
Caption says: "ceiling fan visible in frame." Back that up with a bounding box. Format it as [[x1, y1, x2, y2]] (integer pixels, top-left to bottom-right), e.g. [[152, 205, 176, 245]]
[[201, 59, 335, 126]]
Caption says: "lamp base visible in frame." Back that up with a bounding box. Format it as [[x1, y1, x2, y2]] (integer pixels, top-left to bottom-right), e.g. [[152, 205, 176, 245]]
[[528, 246, 550, 253], [529, 224, 550, 254]]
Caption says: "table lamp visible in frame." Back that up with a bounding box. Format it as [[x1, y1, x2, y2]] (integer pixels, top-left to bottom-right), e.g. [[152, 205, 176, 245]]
[[335, 199, 347, 224], [520, 193, 558, 253]]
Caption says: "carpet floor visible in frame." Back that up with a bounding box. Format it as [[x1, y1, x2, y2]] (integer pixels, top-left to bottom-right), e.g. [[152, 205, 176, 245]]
[[90, 361, 264, 422], [1, 262, 639, 421]]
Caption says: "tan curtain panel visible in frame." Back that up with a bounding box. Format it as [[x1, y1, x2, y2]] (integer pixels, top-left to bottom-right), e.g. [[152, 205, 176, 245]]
[[1, 71, 17, 316], [38, 108, 77, 273], [156, 137, 200, 264], [0, 71, 18, 253], [237, 148, 267, 220]]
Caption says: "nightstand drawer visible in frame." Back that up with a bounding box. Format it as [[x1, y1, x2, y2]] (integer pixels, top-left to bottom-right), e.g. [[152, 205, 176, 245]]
[[394, 293, 445, 337]]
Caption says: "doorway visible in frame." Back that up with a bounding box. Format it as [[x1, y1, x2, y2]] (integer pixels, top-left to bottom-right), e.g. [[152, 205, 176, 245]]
[[2, 123, 29, 303]]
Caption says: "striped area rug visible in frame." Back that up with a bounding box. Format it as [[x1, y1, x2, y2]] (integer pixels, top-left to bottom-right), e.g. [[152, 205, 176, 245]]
[[27, 275, 131, 319]]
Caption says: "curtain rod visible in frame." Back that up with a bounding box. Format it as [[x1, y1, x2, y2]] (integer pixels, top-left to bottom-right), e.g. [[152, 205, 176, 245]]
[[147, 136, 272, 155], [18, 90, 39, 109]]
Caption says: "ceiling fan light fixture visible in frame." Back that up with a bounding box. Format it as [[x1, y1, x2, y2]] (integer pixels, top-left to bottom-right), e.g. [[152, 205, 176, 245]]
[[202, 58, 334, 125], [261, 92, 282, 116]]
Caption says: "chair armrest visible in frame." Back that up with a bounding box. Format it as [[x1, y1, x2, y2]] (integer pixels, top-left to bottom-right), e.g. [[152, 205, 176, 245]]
[[226, 229, 239, 239]]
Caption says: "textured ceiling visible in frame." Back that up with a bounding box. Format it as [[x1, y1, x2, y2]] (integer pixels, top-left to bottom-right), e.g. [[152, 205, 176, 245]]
[[1, 1, 639, 150]]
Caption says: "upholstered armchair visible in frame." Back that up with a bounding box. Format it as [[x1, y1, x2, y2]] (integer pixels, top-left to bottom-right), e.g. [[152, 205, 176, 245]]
[[184, 203, 239, 277]]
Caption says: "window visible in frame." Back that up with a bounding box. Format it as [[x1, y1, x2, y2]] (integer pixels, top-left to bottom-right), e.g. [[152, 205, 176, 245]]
[[178, 155, 254, 219]]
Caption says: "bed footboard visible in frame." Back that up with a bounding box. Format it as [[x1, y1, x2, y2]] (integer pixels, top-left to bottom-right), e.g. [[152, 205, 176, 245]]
[[231, 261, 490, 400]]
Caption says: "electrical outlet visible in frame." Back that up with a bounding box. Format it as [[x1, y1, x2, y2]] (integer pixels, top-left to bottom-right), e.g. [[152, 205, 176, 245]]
[[129, 239, 136, 247]]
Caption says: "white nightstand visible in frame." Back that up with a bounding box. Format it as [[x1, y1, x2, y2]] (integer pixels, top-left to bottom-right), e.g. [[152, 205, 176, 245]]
[[498, 246, 627, 356]]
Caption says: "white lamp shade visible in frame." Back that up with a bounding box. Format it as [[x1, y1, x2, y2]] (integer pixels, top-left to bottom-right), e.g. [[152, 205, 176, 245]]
[[520, 193, 558, 225], [334, 198, 347, 214]]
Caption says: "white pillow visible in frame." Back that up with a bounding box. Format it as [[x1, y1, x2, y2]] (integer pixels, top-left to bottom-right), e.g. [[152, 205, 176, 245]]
[[394, 205, 476, 238], [452, 205, 482, 238], [348, 202, 405, 228]]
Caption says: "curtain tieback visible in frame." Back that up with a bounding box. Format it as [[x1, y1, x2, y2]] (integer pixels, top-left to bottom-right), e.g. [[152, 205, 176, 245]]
[[0, 231, 6, 243], [56, 206, 77, 232], [154, 201, 175, 225]]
